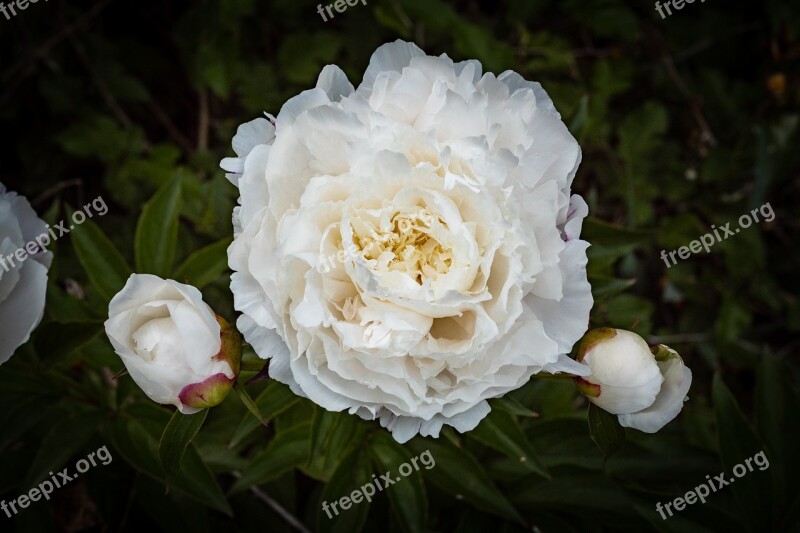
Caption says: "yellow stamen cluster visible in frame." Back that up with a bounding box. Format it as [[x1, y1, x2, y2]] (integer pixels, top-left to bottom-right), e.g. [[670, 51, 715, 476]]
[[353, 208, 453, 284]]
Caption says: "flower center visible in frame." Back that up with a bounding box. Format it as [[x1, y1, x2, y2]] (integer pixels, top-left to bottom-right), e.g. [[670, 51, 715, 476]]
[[352, 207, 453, 285]]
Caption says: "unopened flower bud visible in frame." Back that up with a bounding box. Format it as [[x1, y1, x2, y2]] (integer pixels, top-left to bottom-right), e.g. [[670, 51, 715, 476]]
[[105, 274, 242, 413], [575, 328, 692, 433]]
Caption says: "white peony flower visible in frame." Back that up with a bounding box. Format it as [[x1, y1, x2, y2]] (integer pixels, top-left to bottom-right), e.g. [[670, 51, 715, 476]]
[[224, 40, 593, 443], [0, 184, 52, 365], [575, 328, 692, 433], [105, 274, 241, 413]]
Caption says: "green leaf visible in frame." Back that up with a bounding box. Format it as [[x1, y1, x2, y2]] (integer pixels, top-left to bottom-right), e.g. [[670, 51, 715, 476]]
[[605, 294, 654, 337], [373, 4, 412, 38], [109, 413, 168, 477], [512, 475, 630, 515], [407, 438, 524, 524], [582, 218, 653, 247], [470, 409, 550, 478], [318, 445, 373, 533], [756, 354, 800, 521], [368, 432, 428, 533], [178, 444, 233, 516], [34, 321, 104, 363], [22, 411, 104, 488], [278, 32, 344, 85], [56, 115, 145, 162], [715, 297, 752, 343], [633, 501, 740, 533], [71, 212, 133, 301], [135, 175, 183, 276], [586, 242, 637, 272], [493, 397, 540, 418], [713, 374, 770, 530], [229, 423, 311, 493], [173, 237, 232, 289], [589, 274, 637, 301], [569, 93, 589, 135], [588, 403, 626, 459], [584, 218, 652, 272], [234, 382, 269, 429], [109, 413, 231, 515], [308, 410, 367, 481], [229, 381, 301, 448], [0, 397, 49, 450], [134, 476, 211, 533], [780, 495, 800, 531], [159, 409, 208, 485], [275, 400, 316, 433], [44, 284, 97, 323]]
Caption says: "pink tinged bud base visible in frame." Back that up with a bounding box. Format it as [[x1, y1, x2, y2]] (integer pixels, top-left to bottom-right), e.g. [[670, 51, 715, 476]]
[[179, 373, 234, 409]]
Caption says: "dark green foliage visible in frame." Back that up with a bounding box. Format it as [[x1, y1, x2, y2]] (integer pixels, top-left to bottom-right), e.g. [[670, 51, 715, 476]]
[[0, 0, 798, 531]]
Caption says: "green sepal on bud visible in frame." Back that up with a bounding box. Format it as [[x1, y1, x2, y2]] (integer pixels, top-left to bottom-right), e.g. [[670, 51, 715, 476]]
[[214, 314, 243, 376], [177, 315, 243, 411], [650, 344, 680, 362], [574, 327, 617, 362]]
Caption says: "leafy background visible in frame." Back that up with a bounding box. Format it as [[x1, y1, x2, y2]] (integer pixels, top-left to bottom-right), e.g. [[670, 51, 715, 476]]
[[1, 0, 798, 531]]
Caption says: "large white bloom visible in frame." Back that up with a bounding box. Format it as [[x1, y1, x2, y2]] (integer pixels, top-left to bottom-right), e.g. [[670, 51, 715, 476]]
[[0, 184, 52, 365], [105, 274, 240, 413], [224, 40, 593, 442]]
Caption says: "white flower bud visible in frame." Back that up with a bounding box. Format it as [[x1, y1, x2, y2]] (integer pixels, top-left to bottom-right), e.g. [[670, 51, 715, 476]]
[[575, 329, 692, 433], [105, 274, 241, 413]]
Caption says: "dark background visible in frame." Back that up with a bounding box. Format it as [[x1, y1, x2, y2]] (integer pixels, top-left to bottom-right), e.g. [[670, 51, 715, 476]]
[[0, 0, 798, 531]]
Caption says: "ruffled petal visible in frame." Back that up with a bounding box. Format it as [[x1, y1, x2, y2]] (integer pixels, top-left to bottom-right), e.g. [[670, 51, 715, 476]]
[[619, 358, 692, 433]]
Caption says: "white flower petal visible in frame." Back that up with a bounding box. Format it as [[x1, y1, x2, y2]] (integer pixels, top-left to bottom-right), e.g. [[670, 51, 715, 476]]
[[0, 236, 22, 303], [619, 358, 692, 433], [361, 40, 426, 90], [0, 259, 48, 364], [498, 70, 559, 118], [590, 372, 664, 415], [562, 195, 589, 242], [275, 88, 332, 132], [232, 117, 275, 157], [525, 239, 593, 353], [317, 65, 355, 102]]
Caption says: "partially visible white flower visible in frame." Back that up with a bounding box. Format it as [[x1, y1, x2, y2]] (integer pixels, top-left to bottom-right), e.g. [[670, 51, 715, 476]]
[[0, 184, 52, 365], [105, 274, 241, 413], [575, 328, 692, 433], [224, 40, 594, 443]]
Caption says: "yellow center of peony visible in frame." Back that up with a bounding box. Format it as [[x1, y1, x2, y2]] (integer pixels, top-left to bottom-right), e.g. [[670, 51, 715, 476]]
[[353, 207, 453, 285]]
